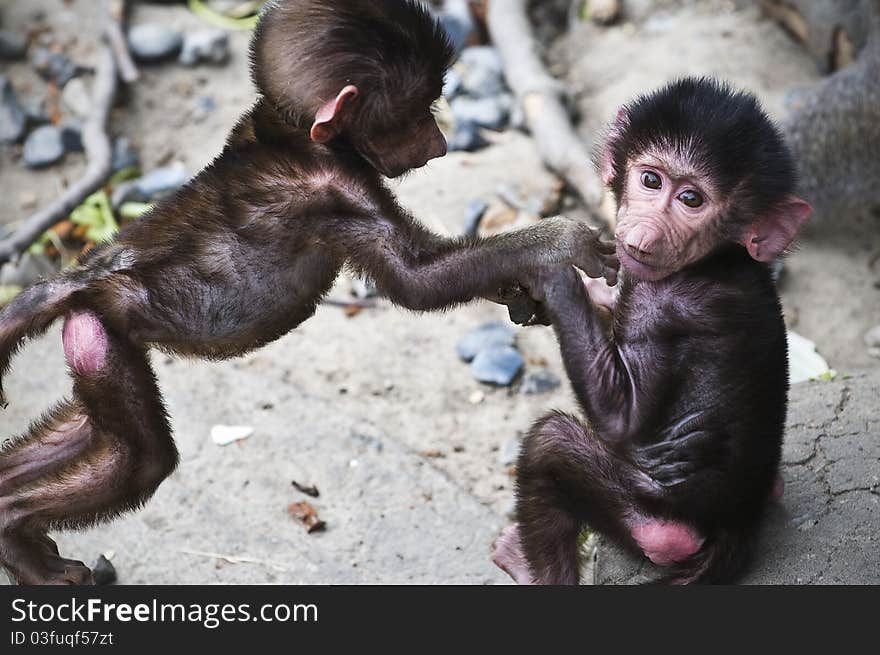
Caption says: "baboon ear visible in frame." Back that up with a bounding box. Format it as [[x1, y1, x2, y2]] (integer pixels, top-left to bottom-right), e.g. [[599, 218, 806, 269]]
[[601, 107, 628, 186], [310, 85, 359, 143], [740, 195, 812, 262]]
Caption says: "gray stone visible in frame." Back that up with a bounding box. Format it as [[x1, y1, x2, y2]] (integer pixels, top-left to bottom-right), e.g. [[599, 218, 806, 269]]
[[471, 345, 524, 386], [521, 368, 562, 395], [127, 24, 183, 63], [443, 69, 463, 100], [437, 0, 474, 55], [0, 252, 57, 287], [459, 46, 506, 98], [593, 373, 880, 584], [350, 275, 378, 300], [179, 29, 229, 66], [136, 164, 189, 199], [498, 438, 521, 466], [447, 121, 489, 153], [457, 321, 515, 362], [60, 123, 83, 153], [22, 124, 65, 168], [463, 198, 488, 237], [22, 94, 50, 127], [111, 137, 141, 173], [31, 48, 80, 87], [450, 95, 509, 131], [0, 75, 26, 144], [0, 30, 28, 61]]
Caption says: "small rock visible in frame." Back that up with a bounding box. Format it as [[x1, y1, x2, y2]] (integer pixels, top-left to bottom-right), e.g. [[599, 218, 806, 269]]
[[471, 345, 524, 386], [468, 389, 485, 404], [127, 24, 183, 63], [91, 554, 117, 586], [864, 326, 880, 349], [111, 137, 140, 173], [450, 95, 509, 130], [31, 47, 81, 87], [498, 437, 520, 466], [60, 123, 83, 153], [22, 124, 65, 168], [350, 275, 378, 299], [443, 69, 463, 99], [0, 30, 28, 61], [457, 321, 515, 362], [132, 164, 189, 201], [191, 95, 217, 123], [463, 198, 489, 236], [0, 252, 57, 287], [521, 368, 562, 395], [61, 77, 91, 118], [459, 46, 506, 98], [179, 29, 229, 66], [0, 75, 27, 144], [22, 94, 50, 127], [447, 121, 489, 152], [437, 0, 474, 55]]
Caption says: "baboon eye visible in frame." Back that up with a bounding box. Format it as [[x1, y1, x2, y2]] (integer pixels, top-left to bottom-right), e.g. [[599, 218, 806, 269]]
[[678, 190, 704, 208], [641, 171, 661, 189]]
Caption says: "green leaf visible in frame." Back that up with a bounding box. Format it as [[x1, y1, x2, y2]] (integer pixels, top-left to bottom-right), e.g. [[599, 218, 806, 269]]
[[188, 0, 262, 30], [119, 202, 154, 220], [70, 191, 119, 244]]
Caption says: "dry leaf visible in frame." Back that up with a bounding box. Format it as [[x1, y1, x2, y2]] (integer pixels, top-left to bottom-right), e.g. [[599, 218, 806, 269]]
[[287, 501, 327, 534]]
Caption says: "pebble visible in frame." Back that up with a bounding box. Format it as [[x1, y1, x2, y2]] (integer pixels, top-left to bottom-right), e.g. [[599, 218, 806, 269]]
[[0, 30, 28, 61], [459, 46, 506, 98], [210, 425, 253, 446], [864, 325, 880, 349], [0, 252, 57, 287], [31, 48, 80, 87], [179, 29, 230, 66], [351, 275, 378, 299], [137, 163, 189, 198], [22, 124, 65, 168], [443, 69, 463, 99], [127, 24, 183, 63], [497, 437, 521, 466], [447, 121, 489, 153], [0, 75, 27, 144], [61, 77, 91, 118], [468, 389, 485, 405], [437, 0, 474, 55], [471, 345, 524, 386], [60, 123, 83, 153], [457, 321, 515, 362], [520, 368, 562, 395], [463, 198, 489, 237], [111, 137, 141, 172], [91, 554, 117, 586], [450, 95, 509, 131]]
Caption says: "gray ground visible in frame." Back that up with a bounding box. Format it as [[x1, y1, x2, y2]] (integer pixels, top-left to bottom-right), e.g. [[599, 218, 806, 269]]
[[0, 0, 877, 584]]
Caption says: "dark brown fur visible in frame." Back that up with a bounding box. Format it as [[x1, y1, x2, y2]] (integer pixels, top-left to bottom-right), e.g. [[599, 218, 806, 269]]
[[0, 0, 614, 584]]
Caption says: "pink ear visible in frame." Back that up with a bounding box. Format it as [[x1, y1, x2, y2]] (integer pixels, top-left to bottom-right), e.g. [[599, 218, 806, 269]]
[[310, 85, 359, 143], [741, 195, 811, 262], [601, 107, 627, 186]]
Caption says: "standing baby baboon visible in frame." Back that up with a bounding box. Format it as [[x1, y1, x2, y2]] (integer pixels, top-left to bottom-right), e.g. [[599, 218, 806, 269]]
[[0, 0, 616, 585]]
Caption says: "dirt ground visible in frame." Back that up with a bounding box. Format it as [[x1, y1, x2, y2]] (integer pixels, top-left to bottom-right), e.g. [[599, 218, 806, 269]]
[[0, 0, 878, 584]]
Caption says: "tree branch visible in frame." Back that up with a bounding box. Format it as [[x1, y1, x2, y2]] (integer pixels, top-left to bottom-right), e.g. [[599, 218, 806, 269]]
[[487, 0, 606, 216]]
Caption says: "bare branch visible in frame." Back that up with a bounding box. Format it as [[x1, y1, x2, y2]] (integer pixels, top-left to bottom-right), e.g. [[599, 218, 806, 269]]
[[487, 0, 606, 216], [0, 39, 118, 264], [106, 0, 139, 84]]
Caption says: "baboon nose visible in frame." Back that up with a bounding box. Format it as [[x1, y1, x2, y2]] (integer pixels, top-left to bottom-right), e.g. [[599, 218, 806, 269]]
[[624, 229, 656, 258]]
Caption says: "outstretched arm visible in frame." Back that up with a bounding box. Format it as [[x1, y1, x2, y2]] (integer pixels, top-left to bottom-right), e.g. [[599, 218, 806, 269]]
[[317, 193, 618, 313]]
